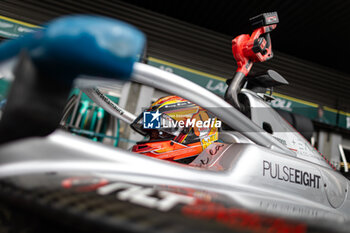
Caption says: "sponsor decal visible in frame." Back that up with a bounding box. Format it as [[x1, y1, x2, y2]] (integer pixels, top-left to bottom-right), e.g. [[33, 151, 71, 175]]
[[200, 133, 219, 150], [206, 80, 227, 94], [0, 16, 40, 39], [209, 143, 225, 156], [258, 200, 344, 221], [347, 117, 350, 128], [97, 182, 195, 211], [263, 160, 321, 189], [62, 177, 109, 191], [94, 88, 125, 115], [273, 136, 287, 146], [200, 157, 210, 165], [161, 186, 215, 202], [159, 65, 174, 73], [192, 143, 226, 169], [182, 201, 306, 233], [270, 97, 292, 112], [0, 21, 13, 29], [63, 178, 198, 212], [266, 16, 278, 23], [17, 26, 34, 33]]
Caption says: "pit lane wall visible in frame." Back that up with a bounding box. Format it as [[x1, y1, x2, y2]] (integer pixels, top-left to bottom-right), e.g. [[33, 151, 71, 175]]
[[0, 15, 349, 130]]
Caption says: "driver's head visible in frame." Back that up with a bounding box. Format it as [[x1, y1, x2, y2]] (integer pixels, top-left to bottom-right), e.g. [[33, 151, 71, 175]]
[[131, 96, 219, 163]]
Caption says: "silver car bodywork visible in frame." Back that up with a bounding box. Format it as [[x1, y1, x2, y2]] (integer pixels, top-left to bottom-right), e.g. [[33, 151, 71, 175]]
[[0, 63, 349, 232]]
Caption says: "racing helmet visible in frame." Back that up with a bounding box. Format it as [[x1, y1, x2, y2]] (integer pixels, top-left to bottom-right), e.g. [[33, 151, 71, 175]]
[[131, 96, 219, 163]]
